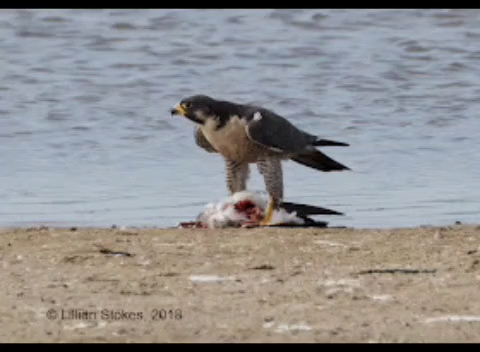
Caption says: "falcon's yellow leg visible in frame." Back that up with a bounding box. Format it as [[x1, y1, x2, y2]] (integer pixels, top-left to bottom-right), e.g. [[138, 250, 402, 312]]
[[260, 196, 279, 226]]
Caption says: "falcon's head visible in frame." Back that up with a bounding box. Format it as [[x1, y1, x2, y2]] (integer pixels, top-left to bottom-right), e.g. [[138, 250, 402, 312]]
[[171, 95, 217, 125]]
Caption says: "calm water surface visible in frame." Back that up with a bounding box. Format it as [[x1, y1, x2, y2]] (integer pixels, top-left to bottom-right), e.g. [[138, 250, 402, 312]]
[[1, 9, 479, 228]]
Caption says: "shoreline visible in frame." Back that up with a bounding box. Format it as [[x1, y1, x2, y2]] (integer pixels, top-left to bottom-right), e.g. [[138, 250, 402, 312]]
[[0, 220, 473, 231], [1, 225, 479, 342]]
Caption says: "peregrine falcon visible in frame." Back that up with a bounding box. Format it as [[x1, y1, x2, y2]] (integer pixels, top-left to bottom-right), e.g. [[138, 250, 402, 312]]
[[171, 94, 350, 226]]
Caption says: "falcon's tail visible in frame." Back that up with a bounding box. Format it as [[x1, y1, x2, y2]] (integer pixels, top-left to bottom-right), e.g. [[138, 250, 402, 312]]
[[291, 150, 350, 172], [313, 138, 349, 147]]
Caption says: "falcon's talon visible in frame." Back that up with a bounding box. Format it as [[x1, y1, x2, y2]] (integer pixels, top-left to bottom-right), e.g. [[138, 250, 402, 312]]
[[258, 198, 277, 226], [258, 221, 272, 227]]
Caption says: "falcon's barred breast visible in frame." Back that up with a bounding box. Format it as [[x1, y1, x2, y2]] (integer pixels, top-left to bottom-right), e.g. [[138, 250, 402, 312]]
[[171, 94, 350, 226]]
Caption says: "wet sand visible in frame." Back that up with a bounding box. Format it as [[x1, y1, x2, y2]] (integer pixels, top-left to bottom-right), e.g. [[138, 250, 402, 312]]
[[1, 225, 480, 342]]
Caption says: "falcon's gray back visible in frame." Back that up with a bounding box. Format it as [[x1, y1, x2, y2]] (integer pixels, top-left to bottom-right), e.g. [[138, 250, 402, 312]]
[[244, 107, 318, 154]]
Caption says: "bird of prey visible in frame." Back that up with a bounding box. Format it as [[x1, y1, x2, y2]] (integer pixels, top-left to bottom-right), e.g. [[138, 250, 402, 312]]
[[171, 94, 350, 226]]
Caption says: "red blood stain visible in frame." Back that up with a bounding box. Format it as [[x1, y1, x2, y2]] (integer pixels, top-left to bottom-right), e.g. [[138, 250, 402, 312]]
[[180, 198, 266, 228], [234, 199, 256, 212], [235, 199, 264, 224]]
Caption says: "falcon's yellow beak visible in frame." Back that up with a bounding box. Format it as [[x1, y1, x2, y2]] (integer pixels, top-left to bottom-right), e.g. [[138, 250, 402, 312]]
[[170, 103, 187, 116]]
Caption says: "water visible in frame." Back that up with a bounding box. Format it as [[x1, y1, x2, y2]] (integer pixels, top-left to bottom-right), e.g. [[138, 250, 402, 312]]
[[1, 9, 479, 228]]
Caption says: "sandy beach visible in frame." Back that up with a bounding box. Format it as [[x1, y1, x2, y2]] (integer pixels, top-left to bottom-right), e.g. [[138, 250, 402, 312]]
[[1, 224, 480, 342]]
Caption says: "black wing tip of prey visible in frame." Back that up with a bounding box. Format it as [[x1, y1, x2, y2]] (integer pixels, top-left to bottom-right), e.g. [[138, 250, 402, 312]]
[[269, 219, 329, 228], [313, 139, 350, 147], [281, 201, 344, 216]]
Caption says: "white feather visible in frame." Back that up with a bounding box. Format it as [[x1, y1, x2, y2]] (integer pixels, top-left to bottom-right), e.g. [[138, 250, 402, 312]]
[[271, 208, 305, 225], [253, 111, 263, 121]]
